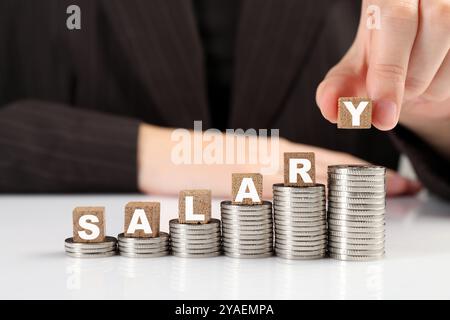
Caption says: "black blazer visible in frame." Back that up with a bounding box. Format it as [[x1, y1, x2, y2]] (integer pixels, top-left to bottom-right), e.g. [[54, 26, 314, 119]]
[[0, 0, 448, 199]]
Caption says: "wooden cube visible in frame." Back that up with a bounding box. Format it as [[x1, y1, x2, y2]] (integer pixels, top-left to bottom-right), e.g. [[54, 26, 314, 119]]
[[124, 202, 160, 237], [231, 173, 263, 205], [73, 207, 105, 243], [338, 97, 372, 129], [284, 152, 315, 186], [179, 190, 211, 224]]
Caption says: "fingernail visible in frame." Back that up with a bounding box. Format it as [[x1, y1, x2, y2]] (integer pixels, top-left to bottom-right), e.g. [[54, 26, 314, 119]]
[[376, 100, 398, 129]]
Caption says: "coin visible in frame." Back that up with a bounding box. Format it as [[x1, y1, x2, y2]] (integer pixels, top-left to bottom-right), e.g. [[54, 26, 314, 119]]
[[327, 207, 385, 216], [65, 250, 117, 258], [328, 213, 385, 222], [221, 201, 272, 209], [328, 235, 384, 245], [329, 253, 384, 261], [327, 219, 385, 228], [172, 251, 222, 258], [119, 251, 169, 258], [328, 165, 386, 175], [118, 232, 169, 243], [272, 183, 325, 193], [65, 236, 117, 248], [328, 242, 384, 251], [275, 252, 326, 260]]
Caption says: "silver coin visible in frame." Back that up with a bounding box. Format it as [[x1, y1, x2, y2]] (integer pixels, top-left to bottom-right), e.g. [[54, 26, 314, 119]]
[[275, 242, 326, 251], [118, 232, 169, 243], [220, 208, 273, 216], [222, 226, 273, 233], [274, 219, 325, 227], [118, 243, 168, 251], [328, 186, 386, 193], [327, 207, 385, 216], [224, 252, 273, 259], [272, 183, 325, 193], [220, 214, 272, 222], [273, 196, 325, 204], [328, 225, 385, 234], [275, 248, 327, 256], [223, 241, 273, 248], [223, 238, 273, 245], [328, 202, 385, 210], [274, 200, 326, 208], [172, 251, 222, 258], [275, 224, 326, 232], [275, 238, 327, 246], [328, 247, 385, 256], [170, 236, 221, 244], [275, 252, 326, 260], [275, 233, 327, 241], [327, 172, 386, 181], [328, 230, 385, 239], [274, 205, 326, 213], [222, 234, 273, 241], [172, 247, 222, 254], [328, 219, 385, 228], [329, 253, 384, 261], [328, 235, 384, 245], [64, 236, 117, 248], [328, 214, 384, 223], [272, 194, 325, 201], [169, 218, 220, 228], [170, 242, 221, 250], [328, 179, 385, 187], [274, 212, 326, 219], [328, 165, 386, 175], [329, 242, 384, 251], [118, 246, 170, 254], [119, 251, 169, 258], [221, 220, 273, 228], [65, 250, 117, 258], [328, 197, 385, 205], [221, 200, 272, 209], [328, 190, 386, 199], [275, 229, 327, 237], [65, 247, 116, 254]]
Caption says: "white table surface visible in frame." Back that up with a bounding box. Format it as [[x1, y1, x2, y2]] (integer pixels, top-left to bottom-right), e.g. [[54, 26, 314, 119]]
[[0, 192, 449, 300]]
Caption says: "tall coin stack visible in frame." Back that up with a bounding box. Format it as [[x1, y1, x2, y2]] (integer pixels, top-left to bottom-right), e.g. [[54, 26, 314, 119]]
[[272, 183, 327, 259], [64, 236, 117, 258], [221, 201, 273, 258], [327, 165, 386, 261], [118, 232, 170, 258], [169, 219, 222, 258]]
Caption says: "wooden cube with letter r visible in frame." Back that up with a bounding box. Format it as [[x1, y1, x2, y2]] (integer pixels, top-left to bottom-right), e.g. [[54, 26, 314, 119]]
[[284, 152, 316, 186]]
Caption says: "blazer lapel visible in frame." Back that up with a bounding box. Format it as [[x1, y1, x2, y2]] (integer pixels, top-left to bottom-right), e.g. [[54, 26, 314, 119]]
[[104, 0, 209, 127], [230, 0, 329, 129]]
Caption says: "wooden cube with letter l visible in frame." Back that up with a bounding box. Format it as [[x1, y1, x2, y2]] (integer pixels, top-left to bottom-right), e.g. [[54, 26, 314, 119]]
[[179, 190, 211, 224], [124, 202, 160, 237]]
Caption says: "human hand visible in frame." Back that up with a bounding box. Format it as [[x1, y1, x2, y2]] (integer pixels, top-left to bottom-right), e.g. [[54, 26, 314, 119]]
[[138, 124, 421, 198], [316, 0, 450, 143]]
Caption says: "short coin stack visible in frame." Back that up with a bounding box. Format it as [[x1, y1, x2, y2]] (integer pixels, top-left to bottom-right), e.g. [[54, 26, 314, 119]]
[[169, 219, 222, 258], [64, 236, 117, 258], [221, 201, 273, 258], [273, 183, 327, 259], [118, 232, 170, 258], [327, 165, 386, 261]]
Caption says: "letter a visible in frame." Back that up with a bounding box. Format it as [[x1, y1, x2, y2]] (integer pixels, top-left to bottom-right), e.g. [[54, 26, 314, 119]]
[[66, 5, 81, 30]]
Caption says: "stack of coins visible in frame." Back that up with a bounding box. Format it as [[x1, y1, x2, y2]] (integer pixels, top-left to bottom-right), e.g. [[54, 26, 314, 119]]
[[272, 183, 327, 259], [220, 201, 273, 258], [327, 165, 386, 261], [64, 236, 117, 258], [118, 232, 170, 258], [169, 219, 222, 258]]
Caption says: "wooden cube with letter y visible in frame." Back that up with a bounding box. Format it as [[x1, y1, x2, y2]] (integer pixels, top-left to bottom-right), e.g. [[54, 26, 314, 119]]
[[179, 190, 211, 224], [338, 97, 372, 129], [124, 202, 160, 237]]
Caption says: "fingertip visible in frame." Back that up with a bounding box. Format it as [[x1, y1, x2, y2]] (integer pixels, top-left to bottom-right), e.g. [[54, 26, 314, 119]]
[[316, 80, 338, 123], [372, 99, 399, 131]]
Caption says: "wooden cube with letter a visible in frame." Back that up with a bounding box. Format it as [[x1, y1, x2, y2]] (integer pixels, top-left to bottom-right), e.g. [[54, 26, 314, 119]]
[[179, 190, 211, 224], [124, 202, 160, 237], [72, 207, 105, 243], [338, 97, 372, 129], [284, 152, 316, 187], [231, 173, 263, 205]]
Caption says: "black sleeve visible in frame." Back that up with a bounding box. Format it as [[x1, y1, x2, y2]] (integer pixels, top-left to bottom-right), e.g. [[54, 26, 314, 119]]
[[391, 126, 450, 201], [0, 100, 140, 193]]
